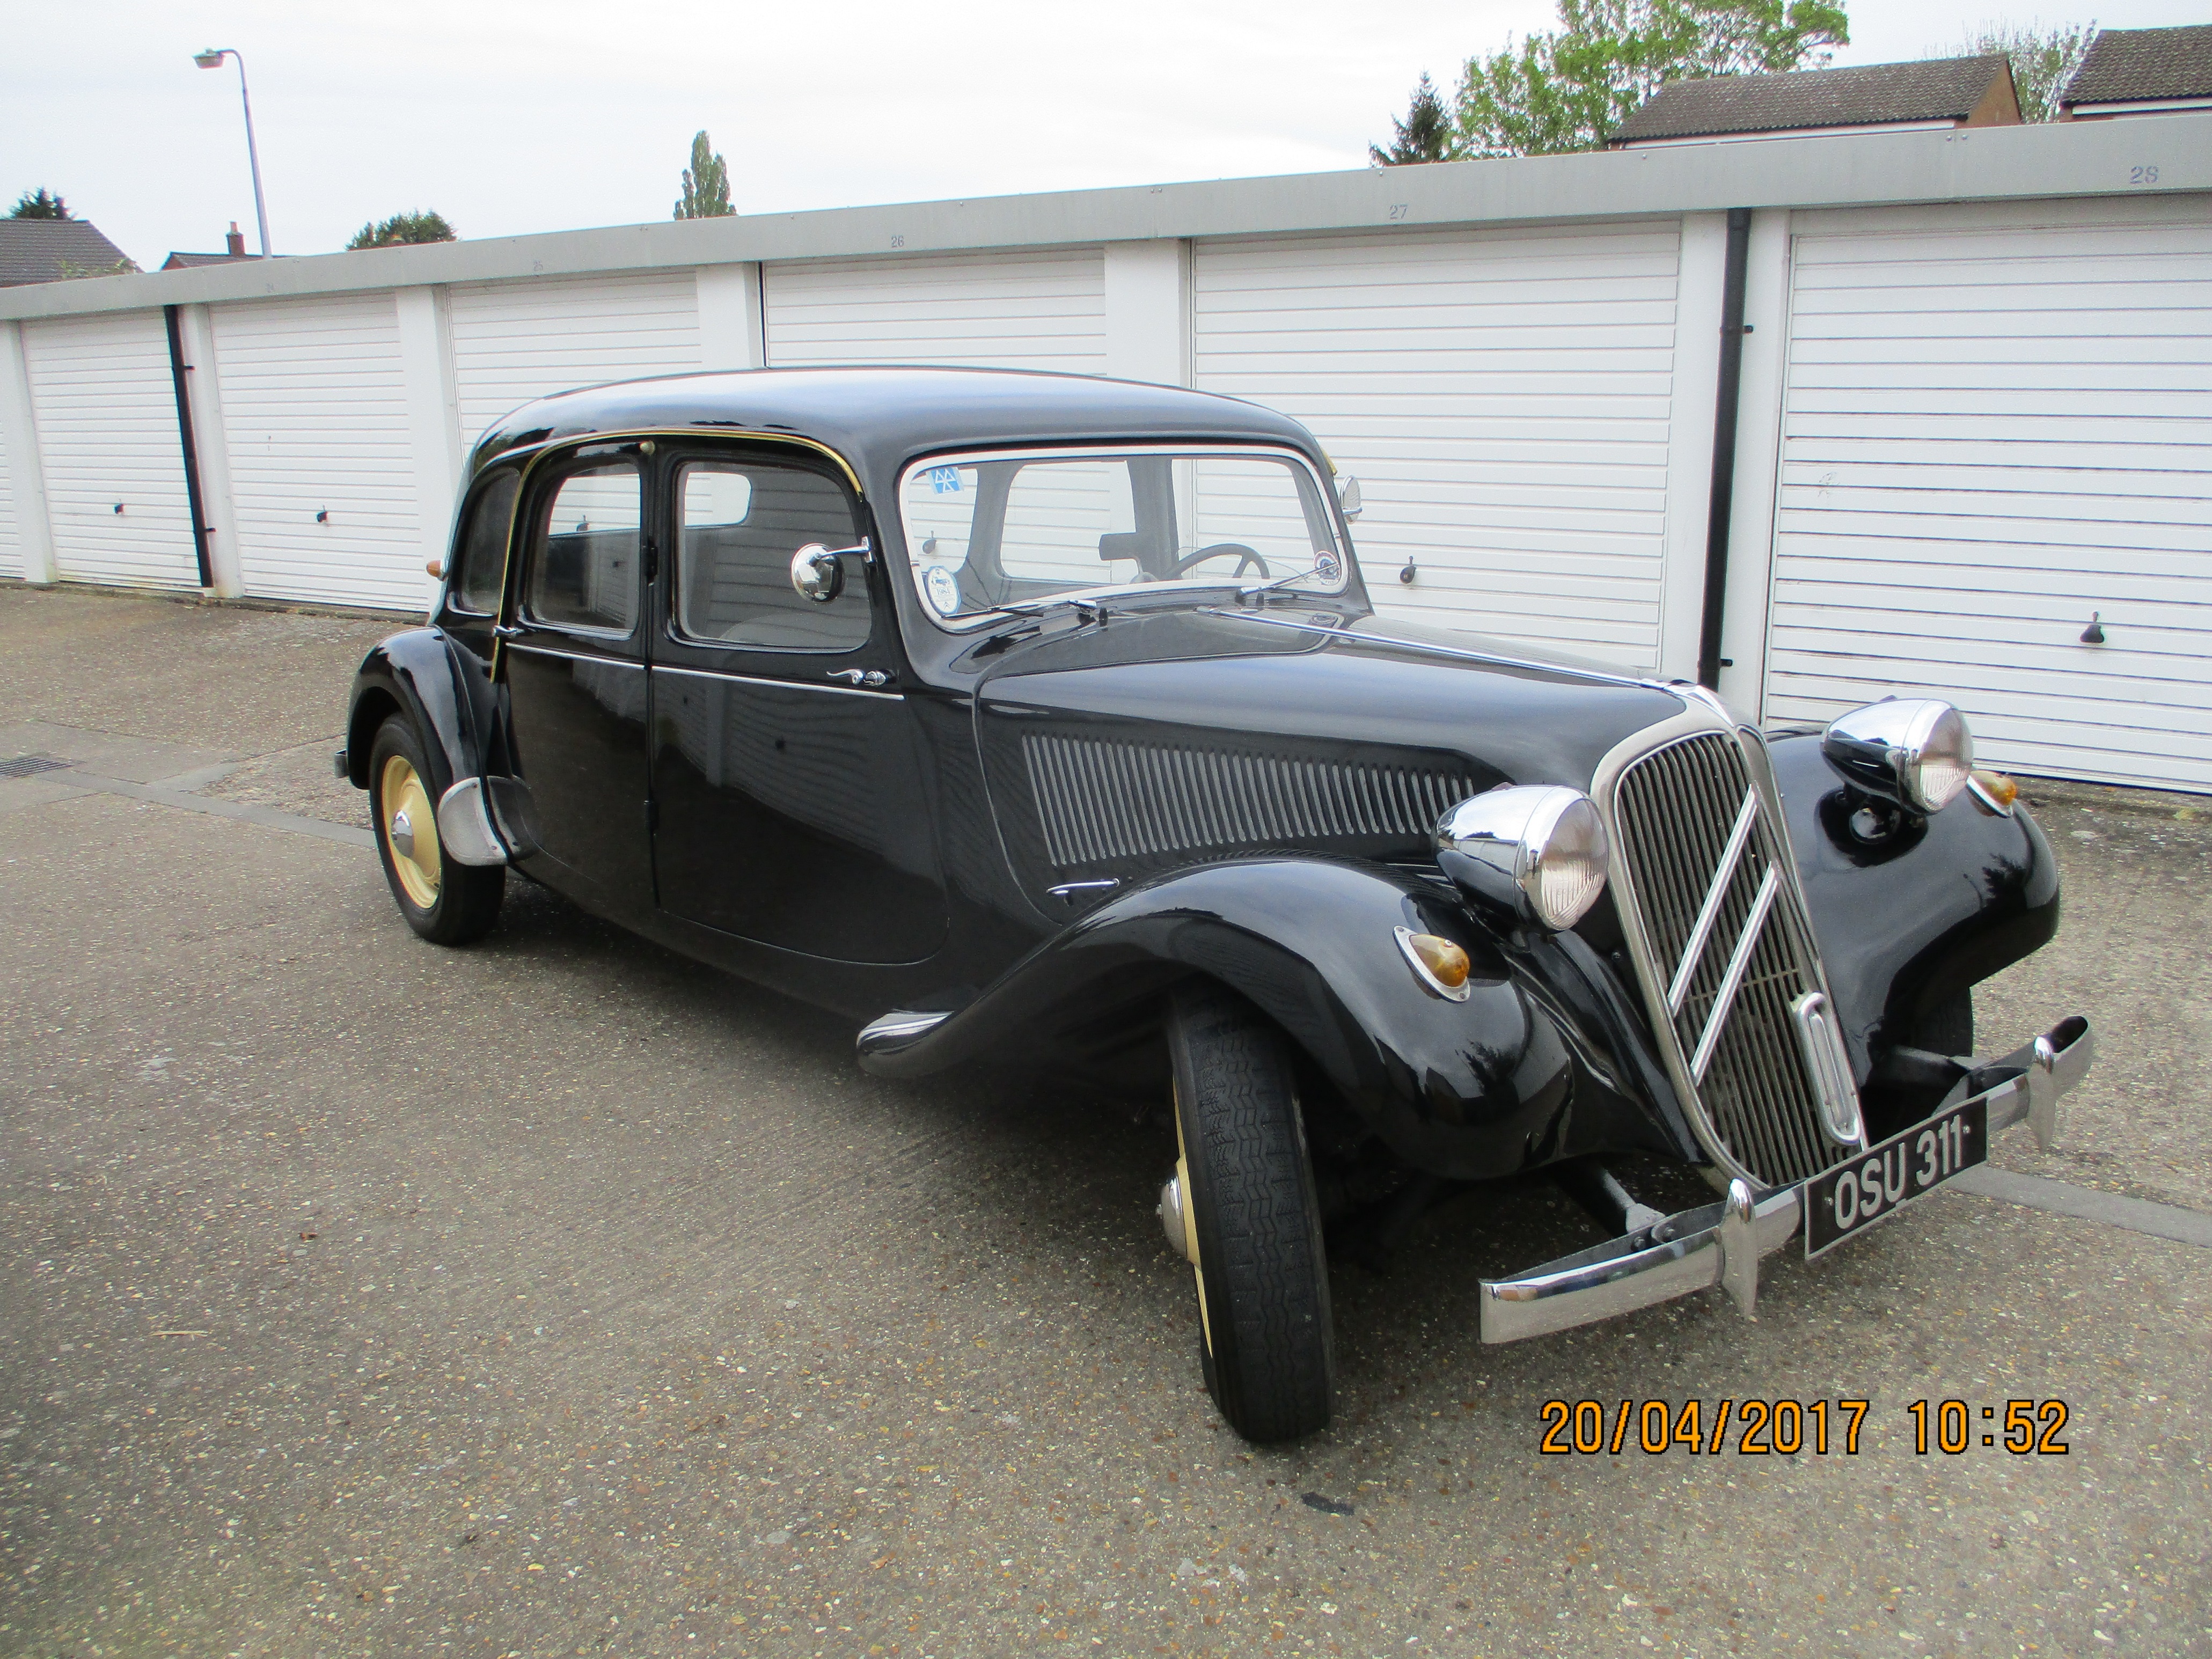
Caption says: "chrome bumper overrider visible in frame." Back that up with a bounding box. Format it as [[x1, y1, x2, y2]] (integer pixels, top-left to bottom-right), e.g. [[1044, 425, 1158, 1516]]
[[1477, 1015, 2094, 1345]]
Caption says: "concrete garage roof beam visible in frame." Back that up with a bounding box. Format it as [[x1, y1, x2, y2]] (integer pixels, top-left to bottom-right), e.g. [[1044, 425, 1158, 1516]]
[[1, 112, 2207, 323]]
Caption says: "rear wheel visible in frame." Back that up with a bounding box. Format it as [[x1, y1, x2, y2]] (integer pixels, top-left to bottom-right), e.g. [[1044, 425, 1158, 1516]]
[[1167, 982, 1334, 1443], [369, 715, 504, 946]]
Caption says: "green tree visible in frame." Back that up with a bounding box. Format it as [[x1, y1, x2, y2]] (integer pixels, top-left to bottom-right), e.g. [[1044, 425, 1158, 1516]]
[[1372, 73, 1459, 164], [1453, 0, 1850, 158], [675, 130, 734, 219], [1935, 20, 2095, 122], [9, 188, 72, 219], [347, 211, 457, 250]]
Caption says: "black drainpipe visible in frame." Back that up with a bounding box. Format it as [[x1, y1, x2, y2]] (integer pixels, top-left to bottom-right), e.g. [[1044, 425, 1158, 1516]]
[[1696, 208, 1753, 691], [163, 304, 216, 590]]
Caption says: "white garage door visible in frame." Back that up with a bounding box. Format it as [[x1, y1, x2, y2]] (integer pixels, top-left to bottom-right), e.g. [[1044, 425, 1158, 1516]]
[[20, 311, 198, 591], [1767, 213, 2212, 794], [213, 292, 426, 612], [764, 247, 1107, 371], [1192, 223, 1683, 672], [449, 271, 704, 449], [0, 401, 18, 579]]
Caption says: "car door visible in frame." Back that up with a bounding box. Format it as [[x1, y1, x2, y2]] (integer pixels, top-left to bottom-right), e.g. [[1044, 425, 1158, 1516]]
[[648, 444, 948, 964], [496, 442, 653, 915]]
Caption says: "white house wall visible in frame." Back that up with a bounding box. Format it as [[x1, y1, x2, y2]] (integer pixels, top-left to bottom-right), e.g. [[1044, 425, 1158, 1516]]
[[20, 311, 197, 591], [1765, 200, 2212, 792], [763, 248, 1108, 371], [1191, 223, 1687, 674], [448, 271, 704, 450], [211, 291, 427, 612]]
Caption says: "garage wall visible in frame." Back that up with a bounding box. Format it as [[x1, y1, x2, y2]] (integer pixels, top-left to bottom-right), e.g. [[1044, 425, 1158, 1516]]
[[211, 292, 427, 612], [449, 271, 704, 449], [20, 311, 197, 591], [1192, 223, 1684, 673], [764, 248, 1108, 371], [1765, 203, 2212, 791]]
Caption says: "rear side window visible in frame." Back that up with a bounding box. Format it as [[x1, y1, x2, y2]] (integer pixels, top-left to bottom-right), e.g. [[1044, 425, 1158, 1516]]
[[675, 459, 869, 652], [526, 461, 642, 634], [449, 468, 519, 615]]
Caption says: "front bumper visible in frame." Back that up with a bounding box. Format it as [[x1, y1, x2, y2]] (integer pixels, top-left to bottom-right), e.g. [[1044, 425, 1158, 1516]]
[[1477, 1015, 2093, 1345]]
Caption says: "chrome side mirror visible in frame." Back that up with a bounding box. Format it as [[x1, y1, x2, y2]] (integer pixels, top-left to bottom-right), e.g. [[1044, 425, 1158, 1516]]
[[790, 540, 868, 603], [1336, 475, 1363, 520]]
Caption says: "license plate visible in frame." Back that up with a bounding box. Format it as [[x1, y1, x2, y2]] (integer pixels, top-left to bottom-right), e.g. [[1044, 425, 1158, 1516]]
[[1803, 1098, 1988, 1259]]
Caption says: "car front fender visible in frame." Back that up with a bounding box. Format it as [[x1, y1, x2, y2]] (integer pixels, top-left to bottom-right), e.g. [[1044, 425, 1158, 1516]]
[[1770, 733, 2062, 1075], [343, 628, 494, 797], [858, 856, 1694, 1180]]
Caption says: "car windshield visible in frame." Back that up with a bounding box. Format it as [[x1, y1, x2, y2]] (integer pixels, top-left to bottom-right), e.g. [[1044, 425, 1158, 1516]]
[[899, 447, 1349, 628]]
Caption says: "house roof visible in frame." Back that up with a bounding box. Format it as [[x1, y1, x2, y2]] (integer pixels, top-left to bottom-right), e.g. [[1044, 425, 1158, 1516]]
[[2062, 25, 2212, 106], [160, 251, 259, 270], [0, 219, 138, 287], [0, 218, 138, 287], [1610, 56, 2013, 144]]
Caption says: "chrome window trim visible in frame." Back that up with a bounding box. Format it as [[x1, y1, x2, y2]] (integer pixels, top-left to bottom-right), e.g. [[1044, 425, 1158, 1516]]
[[894, 442, 1350, 634], [1591, 705, 1852, 1192]]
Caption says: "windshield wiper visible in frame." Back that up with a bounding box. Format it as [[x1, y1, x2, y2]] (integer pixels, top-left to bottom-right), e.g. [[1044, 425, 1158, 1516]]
[[950, 591, 1115, 627], [1234, 560, 1342, 603]]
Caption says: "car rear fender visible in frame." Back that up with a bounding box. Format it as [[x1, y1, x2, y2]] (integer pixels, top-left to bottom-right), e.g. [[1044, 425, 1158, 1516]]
[[859, 855, 1696, 1179]]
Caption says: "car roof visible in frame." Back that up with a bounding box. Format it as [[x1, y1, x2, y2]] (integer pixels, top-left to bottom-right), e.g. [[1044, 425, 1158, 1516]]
[[466, 365, 1326, 495]]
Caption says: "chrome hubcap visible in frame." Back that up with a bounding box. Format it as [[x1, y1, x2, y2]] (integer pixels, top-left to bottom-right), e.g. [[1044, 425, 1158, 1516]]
[[390, 808, 415, 859]]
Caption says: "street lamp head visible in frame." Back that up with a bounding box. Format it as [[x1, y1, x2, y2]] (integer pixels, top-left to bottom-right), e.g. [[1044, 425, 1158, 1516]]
[[193, 49, 227, 68]]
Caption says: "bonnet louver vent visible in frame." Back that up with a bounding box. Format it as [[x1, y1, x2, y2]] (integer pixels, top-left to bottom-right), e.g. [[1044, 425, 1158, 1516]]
[[1023, 732, 1473, 869]]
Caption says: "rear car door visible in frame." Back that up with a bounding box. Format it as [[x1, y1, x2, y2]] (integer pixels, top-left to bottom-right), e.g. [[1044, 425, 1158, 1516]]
[[648, 445, 947, 963]]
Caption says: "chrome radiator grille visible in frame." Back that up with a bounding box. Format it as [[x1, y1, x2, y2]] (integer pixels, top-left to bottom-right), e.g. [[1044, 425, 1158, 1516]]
[[1611, 732, 1840, 1188]]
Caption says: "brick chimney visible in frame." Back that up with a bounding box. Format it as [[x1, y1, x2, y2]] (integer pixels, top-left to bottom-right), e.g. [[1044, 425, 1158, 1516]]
[[226, 222, 245, 258]]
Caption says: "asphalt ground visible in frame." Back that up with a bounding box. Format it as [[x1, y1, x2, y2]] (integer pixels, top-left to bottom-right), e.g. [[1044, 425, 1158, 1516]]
[[2, 583, 2206, 1659]]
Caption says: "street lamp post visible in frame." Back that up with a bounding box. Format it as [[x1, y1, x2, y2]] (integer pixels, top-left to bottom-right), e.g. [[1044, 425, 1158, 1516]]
[[192, 48, 272, 259]]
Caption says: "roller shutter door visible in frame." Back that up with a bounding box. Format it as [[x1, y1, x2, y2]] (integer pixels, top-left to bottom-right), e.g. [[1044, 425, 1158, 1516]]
[[21, 311, 197, 591], [212, 292, 425, 612], [1767, 214, 2212, 793], [0, 405, 18, 579], [449, 271, 703, 448], [1192, 224, 1682, 672], [764, 248, 1107, 371]]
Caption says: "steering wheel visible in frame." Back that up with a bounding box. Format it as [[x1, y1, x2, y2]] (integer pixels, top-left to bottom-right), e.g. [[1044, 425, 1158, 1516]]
[[1170, 542, 1270, 580]]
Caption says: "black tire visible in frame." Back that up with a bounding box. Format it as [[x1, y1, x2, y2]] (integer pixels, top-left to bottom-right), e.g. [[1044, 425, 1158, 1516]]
[[1168, 982, 1334, 1442], [368, 715, 505, 946]]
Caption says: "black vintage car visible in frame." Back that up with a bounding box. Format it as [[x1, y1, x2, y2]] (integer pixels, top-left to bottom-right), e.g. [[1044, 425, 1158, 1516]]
[[342, 366, 2091, 1442]]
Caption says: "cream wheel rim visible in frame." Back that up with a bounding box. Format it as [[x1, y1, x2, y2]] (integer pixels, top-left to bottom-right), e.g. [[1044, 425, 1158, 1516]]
[[379, 754, 442, 909], [1172, 1077, 1213, 1355]]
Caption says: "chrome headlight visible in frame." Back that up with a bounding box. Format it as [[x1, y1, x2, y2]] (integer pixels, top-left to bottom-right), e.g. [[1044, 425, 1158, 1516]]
[[1822, 699, 1974, 813], [1435, 785, 1610, 931]]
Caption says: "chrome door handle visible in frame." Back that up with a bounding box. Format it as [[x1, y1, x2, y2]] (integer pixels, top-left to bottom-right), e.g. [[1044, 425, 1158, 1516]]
[[492, 624, 525, 640], [827, 669, 890, 688]]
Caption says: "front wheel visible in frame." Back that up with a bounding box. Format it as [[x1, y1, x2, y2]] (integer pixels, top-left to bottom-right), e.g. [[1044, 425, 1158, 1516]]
[[1167, 982, 1334, 1442], [368, 715, 505, 946]]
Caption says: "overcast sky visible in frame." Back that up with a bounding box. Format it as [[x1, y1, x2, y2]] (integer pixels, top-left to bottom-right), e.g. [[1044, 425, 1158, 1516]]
[[6, 0, 2201, 269]]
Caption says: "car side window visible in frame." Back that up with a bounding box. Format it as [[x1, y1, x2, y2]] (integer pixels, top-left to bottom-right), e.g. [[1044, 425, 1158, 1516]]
[[449, 468, 520, 615], [526, 461, 641, 634], [674, 459, 870, 652]]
